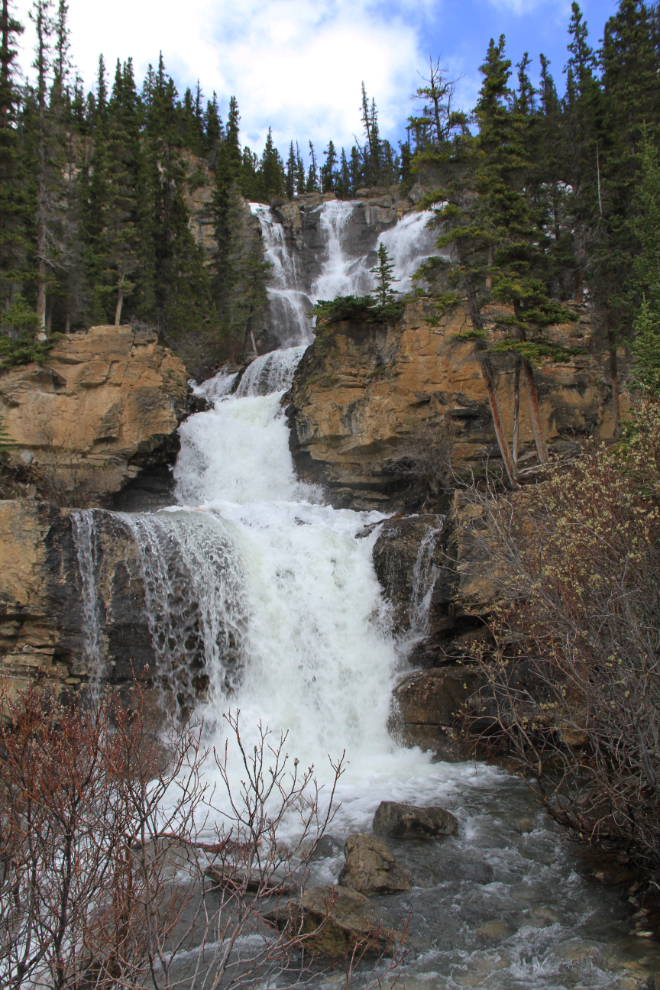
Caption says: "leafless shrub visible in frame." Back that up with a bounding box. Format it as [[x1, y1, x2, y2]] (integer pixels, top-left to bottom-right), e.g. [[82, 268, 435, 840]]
[[0, 685, 405, 990], [30, 417, 106, 508], [458, 398, 660, 879]]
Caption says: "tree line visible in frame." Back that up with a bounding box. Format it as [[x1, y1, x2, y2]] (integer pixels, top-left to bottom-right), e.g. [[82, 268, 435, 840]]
[[405, 0, 660, 479], [0, 0, 401, 369], [1, 0, 659, 379]]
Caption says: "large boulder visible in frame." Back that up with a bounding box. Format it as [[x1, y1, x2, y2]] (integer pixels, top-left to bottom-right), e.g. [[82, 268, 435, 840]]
[[393, 666, 484, 753], [372, 801, 458, 840], [338, 833, 412, 896], [266, 884, 397, 956], [0, 325, 188, 504]]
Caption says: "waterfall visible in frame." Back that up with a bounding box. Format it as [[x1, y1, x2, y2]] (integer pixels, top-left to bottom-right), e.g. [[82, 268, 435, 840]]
[[378, 211, 438, 295], [408, 518, 444, 640], [71, 510, 104, 698], [234, 345, 307, 398], [251, 204, 313, 346], [68, 196, 660, 987]]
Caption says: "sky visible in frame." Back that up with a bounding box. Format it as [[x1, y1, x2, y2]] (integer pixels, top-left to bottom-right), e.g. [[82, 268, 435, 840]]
[[13, 0, 619, 160]]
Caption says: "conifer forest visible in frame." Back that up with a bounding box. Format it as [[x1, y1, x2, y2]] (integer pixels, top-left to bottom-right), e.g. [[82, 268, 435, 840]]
[[1, 0, 659, 382]]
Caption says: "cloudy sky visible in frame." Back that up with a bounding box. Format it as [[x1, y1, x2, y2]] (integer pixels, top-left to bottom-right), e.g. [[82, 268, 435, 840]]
[[13, 0, 617, 159]]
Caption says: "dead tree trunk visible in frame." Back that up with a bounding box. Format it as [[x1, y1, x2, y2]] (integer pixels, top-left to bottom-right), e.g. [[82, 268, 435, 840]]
[[482, 355, 519, 485], [512, 356, 521, 465], [608, 330, 620, 437], [522, 359, 549, 464]]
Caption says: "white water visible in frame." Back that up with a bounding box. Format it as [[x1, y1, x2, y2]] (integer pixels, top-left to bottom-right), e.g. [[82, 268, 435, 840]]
[[72, 203, 660, 988], [71, 510, 104, 698], [251, 203, 314, 345]]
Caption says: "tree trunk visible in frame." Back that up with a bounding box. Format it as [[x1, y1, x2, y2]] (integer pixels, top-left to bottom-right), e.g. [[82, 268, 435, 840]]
[[608, 330, 620, 437], [249, 329, 258, 354], [522, 360, 549, 463], [64, 310, 70, 334], [512, 356, 521, 465], [482, 356, 519, 486], [486, 244, 494, 291], [461, 262, 518, 485], [114, 285, 123, 327]]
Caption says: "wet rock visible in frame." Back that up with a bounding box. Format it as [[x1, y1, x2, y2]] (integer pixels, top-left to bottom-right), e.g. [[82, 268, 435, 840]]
[[266, 883, 397, 956], [393, 666, 483, 753], [310, 834, 343, 859], [338, 833, 412, 895], [372, 514, 444, 633], [372, 801, 457, 840]]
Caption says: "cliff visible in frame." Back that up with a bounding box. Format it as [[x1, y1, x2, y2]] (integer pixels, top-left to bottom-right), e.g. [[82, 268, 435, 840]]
[[285, 298, 628, 511], [0, 325, 188, 506]]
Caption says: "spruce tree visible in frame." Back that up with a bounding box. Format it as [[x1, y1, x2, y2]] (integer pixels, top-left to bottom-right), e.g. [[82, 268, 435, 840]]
[[0, 0, 29, 314], [306, 141, 318, 192], [369, 243, 397, 304], [321, 140, 337, 193]]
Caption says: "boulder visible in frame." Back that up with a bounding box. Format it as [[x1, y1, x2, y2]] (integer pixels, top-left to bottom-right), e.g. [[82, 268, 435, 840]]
[[393, 666, 483, 753], [266, 883, 397, 956], [372, 801, 457, 840], [338, 833, 412, 896]]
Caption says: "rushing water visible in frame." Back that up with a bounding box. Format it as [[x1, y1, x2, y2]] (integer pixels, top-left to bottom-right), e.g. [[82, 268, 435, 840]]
[[75, 204, 660, 988]]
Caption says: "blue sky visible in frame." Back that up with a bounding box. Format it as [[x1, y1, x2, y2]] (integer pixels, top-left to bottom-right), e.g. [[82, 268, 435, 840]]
[[14, 0, 618, 161]]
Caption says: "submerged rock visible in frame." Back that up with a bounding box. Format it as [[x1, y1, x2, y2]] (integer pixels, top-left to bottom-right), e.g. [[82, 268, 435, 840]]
[[266, 883, 397, 956], [372, 800, 458, 840], [338, 833, 412, 896]]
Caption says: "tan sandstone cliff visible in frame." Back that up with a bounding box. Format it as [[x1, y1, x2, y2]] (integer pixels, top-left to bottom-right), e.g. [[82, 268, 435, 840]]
[[0, 325, 188, 504], [285, 298, 628, 511]]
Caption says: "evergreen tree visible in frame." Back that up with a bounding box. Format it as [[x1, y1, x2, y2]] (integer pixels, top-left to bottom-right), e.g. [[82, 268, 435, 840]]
[[369, 243, 397, 304], [306, 141, 318, 192], [260, 127, 284, 200], [285, 141, 296, 199], [0, 0, 29, 314], [321, 140, 337, 193], [294, 141, 305, 195], [338, 147, 351, 198]]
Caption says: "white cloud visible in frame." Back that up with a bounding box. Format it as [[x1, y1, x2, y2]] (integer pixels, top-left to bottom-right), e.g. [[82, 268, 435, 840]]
[[13, 0, 428, 155]]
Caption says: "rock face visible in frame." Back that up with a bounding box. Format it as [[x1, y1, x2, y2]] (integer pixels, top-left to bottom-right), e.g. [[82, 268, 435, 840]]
[[285, 299, 627, 511], [0, 326, 188, 504], [338, 834, 412, 895], [372, 801, 458, 840], [271, 187, 410, 293], [0, 500, 208, 710]]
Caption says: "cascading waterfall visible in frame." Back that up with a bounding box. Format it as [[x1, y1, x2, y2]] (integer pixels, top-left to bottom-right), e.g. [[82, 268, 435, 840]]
[[251, 204, 313, 345], [408, 518, 444, 640], [234, 345, 307, 398], [72, 204, 660, 988], [71, 510, 104, 698]]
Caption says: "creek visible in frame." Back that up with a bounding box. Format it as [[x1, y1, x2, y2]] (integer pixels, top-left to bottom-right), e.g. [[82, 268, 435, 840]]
[[74, 201, 660, 989]]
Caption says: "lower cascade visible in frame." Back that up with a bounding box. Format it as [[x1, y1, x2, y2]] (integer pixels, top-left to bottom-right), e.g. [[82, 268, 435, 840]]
[[70, 343, 660, 989]]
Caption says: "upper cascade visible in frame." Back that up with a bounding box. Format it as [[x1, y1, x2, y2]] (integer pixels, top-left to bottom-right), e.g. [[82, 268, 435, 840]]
[[251, 199, 437, 348]]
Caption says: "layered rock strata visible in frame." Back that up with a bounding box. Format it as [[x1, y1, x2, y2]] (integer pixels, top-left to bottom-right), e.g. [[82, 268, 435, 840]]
[[285, 299, 627, 511], [0, 325, 188, 504]]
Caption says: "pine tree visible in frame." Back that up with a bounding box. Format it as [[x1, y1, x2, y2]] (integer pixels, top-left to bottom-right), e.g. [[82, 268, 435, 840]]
[[321, 140, 337, 193], [306, 141, 318, 192], [294, 141, 305, 195], [369, 243, 397, 304], [0, 0, 29, 313], [338, 147, 351, 198], [260, 127, 283, 200], [285, 141, 296, 199]]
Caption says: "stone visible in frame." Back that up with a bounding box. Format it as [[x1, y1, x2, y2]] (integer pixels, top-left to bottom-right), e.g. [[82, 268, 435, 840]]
[[338, 833, 412, 896], [0, 500, 208, 709], [285, 299, 628, 512], [0, 325, 188, 503], [393, 666, 483, 751], [372, 801, 457, 840], [266, 883, 397, 956]]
